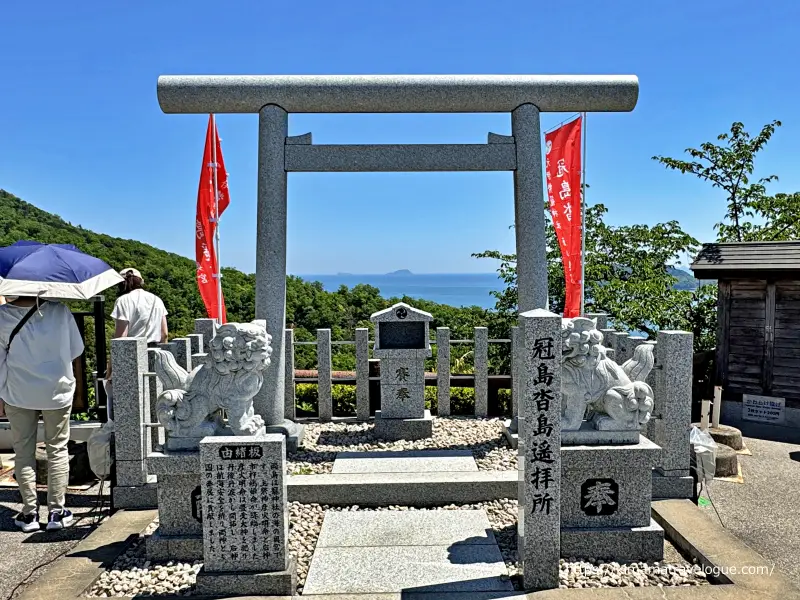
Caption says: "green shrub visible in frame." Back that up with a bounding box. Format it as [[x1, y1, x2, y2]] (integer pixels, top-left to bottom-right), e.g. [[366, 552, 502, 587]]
[[294, 383, 511, 417]]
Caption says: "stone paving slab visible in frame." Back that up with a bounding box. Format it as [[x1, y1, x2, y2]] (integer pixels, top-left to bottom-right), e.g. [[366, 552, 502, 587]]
[[303, 545, 514, 594], [332, 450, 478, 473], [316, 510, 495, 547]]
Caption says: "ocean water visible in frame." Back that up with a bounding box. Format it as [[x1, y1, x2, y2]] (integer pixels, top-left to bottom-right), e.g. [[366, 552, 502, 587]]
[[297, 273, 504, 309]]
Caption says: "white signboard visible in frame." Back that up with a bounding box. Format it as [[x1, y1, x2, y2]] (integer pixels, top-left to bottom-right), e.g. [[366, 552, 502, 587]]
[[742, 394, 785, 424]]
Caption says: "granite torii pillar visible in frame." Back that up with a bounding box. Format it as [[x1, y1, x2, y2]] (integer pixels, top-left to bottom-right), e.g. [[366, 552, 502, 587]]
[[156, 74, 639, 455]]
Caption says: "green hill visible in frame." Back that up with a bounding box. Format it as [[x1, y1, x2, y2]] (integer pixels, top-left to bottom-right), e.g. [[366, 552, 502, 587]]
[[0, 189, 491, 371]]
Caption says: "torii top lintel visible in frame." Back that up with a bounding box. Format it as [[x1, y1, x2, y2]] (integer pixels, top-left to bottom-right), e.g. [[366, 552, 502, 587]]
[[156, 74, 638, 114]]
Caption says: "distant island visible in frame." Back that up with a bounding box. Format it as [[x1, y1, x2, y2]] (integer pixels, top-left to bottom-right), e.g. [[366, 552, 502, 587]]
[[386, 269, 413, 276]]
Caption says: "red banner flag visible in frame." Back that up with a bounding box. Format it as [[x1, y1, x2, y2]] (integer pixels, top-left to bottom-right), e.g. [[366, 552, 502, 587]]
[[196, 115, 231, 323], [545, 116, 583, 318]]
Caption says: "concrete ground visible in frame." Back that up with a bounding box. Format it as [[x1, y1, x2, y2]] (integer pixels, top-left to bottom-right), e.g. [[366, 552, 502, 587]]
[[0, 479, 109, 600], [700, 426, 800, 589]]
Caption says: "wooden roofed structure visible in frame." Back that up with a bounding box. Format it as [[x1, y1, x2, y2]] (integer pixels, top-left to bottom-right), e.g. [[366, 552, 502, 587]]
[[691, 241, 800, 407]]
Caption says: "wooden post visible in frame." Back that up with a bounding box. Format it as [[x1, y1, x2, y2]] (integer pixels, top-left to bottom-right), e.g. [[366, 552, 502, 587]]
[[700, 400, 710, 429], [712, 386, 722, 428]]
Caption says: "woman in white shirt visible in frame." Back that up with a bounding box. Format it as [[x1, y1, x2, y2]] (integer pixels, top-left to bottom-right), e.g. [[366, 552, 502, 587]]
[[0, 297, 85, 532], [105, 268, 168, 383]]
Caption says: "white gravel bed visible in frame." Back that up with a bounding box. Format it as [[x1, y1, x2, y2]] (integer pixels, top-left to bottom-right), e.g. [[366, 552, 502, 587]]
[[86, 500, 707, 596], [288, 417, 517, 475]]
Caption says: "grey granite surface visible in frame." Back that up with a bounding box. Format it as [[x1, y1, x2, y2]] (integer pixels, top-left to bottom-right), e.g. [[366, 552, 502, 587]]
[[284, 328, 296, 420], [146, 528, 203, 561], [331, 450, 478, 474], [186, 333, 203, 355], [315, 510, 495, 548], [561, 422, 640, 446], [651, 471, 694, 499], [157, 74, 639, 114], [584, 312, 608, 329], [302, 545, 513, 594], [510, 326, 520, 419], [155, 474, 202, 536], [512, 105, 548, 312], [560, 518, 664, 562], [654, 330, 693, 475], [561, 442, 659, 528], [253, 103, 288, 427], [285, 143, 516, 172], [436, 327, 451, 416], [316, 328, 332, 422], [195, 560, 296, 596], [518, 308, 562, 590], [111, 337, 148, 484], [355, 327, 370, 421], [374, 410, 433, 441], [193, 318, 216, 353], [172, 337, 192, 372], [199, 434, 288, 574], [474, 327, 489, 417]]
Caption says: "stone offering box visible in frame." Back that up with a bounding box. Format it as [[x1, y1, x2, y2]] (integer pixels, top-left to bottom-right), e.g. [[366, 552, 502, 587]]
[[560, 436, 664, 562], [370, 303, 433, 440]]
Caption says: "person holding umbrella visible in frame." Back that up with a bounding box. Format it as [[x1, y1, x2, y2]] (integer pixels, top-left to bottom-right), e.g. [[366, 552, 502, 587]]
[[0, 241, 122, 532]]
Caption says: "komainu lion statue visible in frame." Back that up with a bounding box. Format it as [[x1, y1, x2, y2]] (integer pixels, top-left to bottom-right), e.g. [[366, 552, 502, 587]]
[[152, 321, 272, 449], [561, 317, 654, 431]]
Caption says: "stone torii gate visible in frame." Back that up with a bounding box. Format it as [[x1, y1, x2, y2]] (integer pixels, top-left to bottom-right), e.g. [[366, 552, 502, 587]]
[[156, 74, 639, 448]]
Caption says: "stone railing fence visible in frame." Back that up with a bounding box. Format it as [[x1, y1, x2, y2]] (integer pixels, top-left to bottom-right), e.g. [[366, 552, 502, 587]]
[[110, 313, 693, 507]]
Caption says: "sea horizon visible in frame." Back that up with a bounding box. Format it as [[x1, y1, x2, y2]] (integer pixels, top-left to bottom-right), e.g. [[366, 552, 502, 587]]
[[295, 272, 504, 309]]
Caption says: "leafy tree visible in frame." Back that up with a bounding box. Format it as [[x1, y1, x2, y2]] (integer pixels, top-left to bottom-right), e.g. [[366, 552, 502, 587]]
[[652, 120, 792, 242], [473, 202, 715, 348]]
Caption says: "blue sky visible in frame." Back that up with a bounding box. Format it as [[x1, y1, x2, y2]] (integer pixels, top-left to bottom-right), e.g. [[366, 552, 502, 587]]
[[2, 0, 798, 275]]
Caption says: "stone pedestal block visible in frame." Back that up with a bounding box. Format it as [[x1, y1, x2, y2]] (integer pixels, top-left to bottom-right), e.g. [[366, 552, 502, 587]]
[[561, 437, 660, 529], [146, 451, 202, 560], [651, 471, 694, 500], [561, 421, 640, 446], [561, 519, 664, 562], [374, 410, 433, 441], [147, 528, 203, 561], [195, 559, 297, 596]]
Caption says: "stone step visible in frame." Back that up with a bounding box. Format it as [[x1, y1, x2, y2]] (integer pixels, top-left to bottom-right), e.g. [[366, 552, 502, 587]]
[[303, 509, 513, 594]]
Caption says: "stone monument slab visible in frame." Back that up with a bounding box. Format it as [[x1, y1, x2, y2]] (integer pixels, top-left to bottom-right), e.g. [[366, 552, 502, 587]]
[[518, 308, 561, 590], [371, 303, 433, 439], [195, 434, 296, 596]]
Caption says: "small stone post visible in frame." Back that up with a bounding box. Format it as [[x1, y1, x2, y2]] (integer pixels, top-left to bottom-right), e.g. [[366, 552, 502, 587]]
[[317, 329, 332, 421], [194, 318, 217, 353], [284, 329, 296, 420], [187, 333, 204, 356], [654, 331, 693, 476], [436, 327, 451, 416], [355, 328, 370, 421], [147, 348, 165, 448], [510, 326, 521, 421], [585, 312, 608, 329], [158, 341, 177, 359], [172, 337, 192, 372], [195, 435, 296, 595], [474, 327, 489, 417], [111, 338, 149, 488], [518, 309, 561, 591]]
